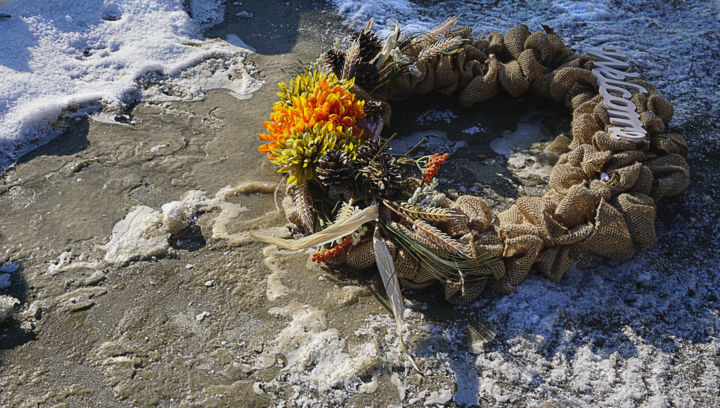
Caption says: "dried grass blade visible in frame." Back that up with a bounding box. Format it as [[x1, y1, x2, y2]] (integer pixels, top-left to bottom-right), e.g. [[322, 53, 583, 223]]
[[251, 205, 379, 250], [373, 21, 399, 67]]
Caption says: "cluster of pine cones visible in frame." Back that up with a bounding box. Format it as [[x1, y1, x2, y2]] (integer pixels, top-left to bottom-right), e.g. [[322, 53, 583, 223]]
[[316, 138, 403, 201], [324, 30, 382, 91]]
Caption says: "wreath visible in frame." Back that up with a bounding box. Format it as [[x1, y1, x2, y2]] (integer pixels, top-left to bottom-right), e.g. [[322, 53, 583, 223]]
[[251, 17, 690, 311]]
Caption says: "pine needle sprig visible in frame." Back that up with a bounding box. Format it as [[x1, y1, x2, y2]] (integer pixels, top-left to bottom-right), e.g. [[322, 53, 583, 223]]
[[378, 220, 497, 283], [417, 36, 465, 62]]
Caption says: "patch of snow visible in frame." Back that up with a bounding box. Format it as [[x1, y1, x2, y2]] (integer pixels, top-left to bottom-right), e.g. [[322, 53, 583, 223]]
[[416, 108, 458, 125], [99, 206, 169, 266], [390, 130, 465, 156], [462, 124, 487, 135], [0, 295, 19, 323], [0, 0, 259, 168], [258, 303, 379, 405]]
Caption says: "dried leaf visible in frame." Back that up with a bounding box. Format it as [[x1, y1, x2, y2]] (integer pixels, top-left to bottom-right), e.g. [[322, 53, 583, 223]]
[[373, 21, 399, 67], [251, 205, 379, 250]]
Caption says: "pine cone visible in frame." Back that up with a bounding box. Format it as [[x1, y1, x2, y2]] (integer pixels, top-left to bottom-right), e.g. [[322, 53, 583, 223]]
[[349, 62, 379, 91], [324, 49, 345, 76], [356, 137, 389, 168], [363, 100, 382, 117], [316, 149, 355, 196], [366, 154, 403, 200], [351, 31, 382, 63]]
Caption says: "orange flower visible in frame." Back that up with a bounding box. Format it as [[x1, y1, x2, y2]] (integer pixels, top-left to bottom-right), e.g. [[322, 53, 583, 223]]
[[258, 71, 365, 159]]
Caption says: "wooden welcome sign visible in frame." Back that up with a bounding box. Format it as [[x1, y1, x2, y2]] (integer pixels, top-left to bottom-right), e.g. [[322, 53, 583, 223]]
[[588, 46, 648, 142]]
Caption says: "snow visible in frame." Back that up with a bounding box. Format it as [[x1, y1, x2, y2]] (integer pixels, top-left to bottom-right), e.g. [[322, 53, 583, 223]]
[[0, 295, 19, 323], [324, 1, 720, 406], [0, 0, 259, 168], [330, 0, 720, 136]]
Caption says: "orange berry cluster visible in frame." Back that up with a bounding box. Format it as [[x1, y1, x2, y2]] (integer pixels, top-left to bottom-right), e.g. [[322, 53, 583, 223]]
[[422, 153, 449, 184], [311, 237, 354, 263]]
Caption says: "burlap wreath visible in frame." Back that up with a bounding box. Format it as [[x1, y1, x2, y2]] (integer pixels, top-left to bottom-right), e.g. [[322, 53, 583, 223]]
[[280, 23, 689, 304]]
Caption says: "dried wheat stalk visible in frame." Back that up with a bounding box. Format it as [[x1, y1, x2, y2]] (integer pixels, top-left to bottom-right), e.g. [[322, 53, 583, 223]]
[[412, 219, 471, 258], [294, 183, 315, 232], [424, 15, 461, 40], [399, 203, 463, 222], [417, 36, 465, 62], [334, 200, 356, 224], [342, 39, 360, 80]]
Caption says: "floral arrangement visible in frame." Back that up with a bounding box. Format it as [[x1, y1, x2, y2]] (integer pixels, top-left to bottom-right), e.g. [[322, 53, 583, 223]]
[[252, 20, 500, 355], [250, 16, 691, 368]]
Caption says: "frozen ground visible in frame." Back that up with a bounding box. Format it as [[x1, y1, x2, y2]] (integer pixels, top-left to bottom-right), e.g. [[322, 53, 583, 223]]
[[0, 0, 718, 406], [0, 0, 259, 168], [323, 0, 720, 405]]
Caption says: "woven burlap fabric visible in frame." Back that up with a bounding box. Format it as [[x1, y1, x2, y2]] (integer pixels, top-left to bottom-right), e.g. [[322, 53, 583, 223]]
[[613, 193, 656, 248], [346, 239, 377, 269], [270, 24, 691, 303], [535, 246, 573, 282], [647, 153, 690, 200]]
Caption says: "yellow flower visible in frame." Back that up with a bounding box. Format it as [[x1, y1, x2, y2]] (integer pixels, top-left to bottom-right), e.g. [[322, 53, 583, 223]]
[[257, 69, 366, 184]]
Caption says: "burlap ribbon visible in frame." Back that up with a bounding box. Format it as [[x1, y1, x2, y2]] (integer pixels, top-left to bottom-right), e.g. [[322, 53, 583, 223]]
[[282, 24, 690, 303]]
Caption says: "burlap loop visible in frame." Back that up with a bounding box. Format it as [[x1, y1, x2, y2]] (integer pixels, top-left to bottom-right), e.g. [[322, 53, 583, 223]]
[[459, 57, 500, 107], [648, 93, 674, 123], [592, 131, 648, 152], [577, 198, 635, 260], [346, 239, 377, 269], [555, 183, 597, 226], [504, 24, 530, 60], [503, 234, 544, 285], [453, 195, 494, 231], [444, 280, 487, 304], [647, 154, 690, 200], [272, 23, 689, 304], [613, 193, 656, 248], [395, 248, 435, 289], [652, 133, 688, 157], [535, 246, 573, 282]]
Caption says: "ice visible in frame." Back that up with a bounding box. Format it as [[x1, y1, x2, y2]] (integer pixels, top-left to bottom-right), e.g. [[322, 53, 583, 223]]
[[329, 0, 720, 405], [0, 0, 259, 168]]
